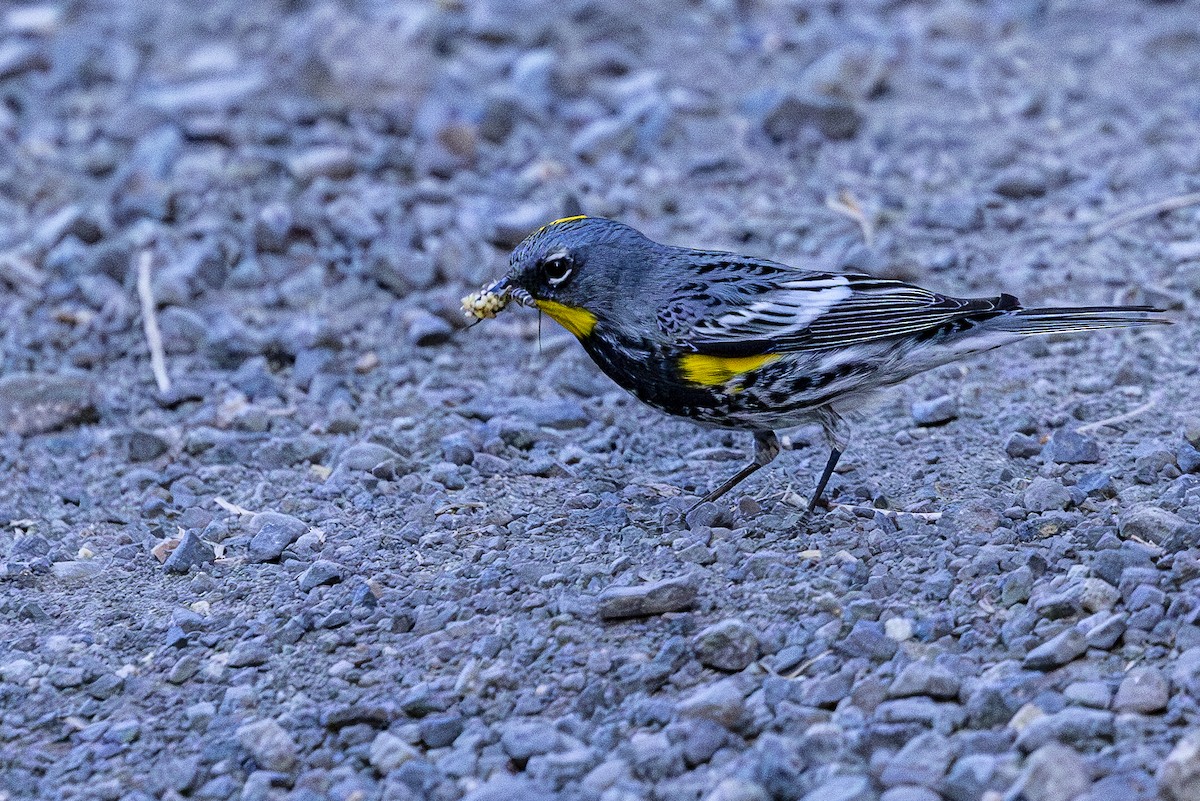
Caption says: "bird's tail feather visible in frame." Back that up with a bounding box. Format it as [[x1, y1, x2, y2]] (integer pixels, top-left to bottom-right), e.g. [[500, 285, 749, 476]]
[[990, 305, 1170, 335]]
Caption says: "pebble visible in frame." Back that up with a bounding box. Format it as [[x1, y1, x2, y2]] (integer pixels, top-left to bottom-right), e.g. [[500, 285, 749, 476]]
[[797, 775, 872, 801], [880, 788, 940, 801], [1112, 666, 1169, 713], [1118, 505, 1189, 546], [598, 576, 698, 619], [837, 620, 899, 661], [235, 719, 298, 772], [705, 778, 770, 801], [888, 661, 961, 700], [1158, 730, 1200, 801], [0, 658, 35, 684], [407, 311, 453, 347], [246, 512, 307, 563], [338, 442, 399, 472], [880, 731, 956, 788], [1023, 627, 1087, 670], [677, 679, 746, 728], [1015, 707, 1114, 751], [0, 373, 96, 436], [288, 146, 355, 181], [1023, 477, 1071, 512], [911, 395, 959, 426], [227, 638, 270, 668], [367, 733, 420, 777], [500, 720, 561, 762], [761, 91, 862, 140], [298, 560, 343, 591], [1043, 429, 1100, 464], [1011, 743, 1091, 801], [693, 619, 760, 672], [163, 530, 216, 575], [1006, 432, 1044, 458]]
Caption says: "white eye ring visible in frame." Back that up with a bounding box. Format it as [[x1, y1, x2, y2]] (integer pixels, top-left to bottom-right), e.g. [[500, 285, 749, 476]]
[[544, 253, 573, 285]]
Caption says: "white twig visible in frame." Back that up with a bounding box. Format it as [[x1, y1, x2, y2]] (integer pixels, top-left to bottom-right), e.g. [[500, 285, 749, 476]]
[[136, 252, 171, 394], [1089, 191, 1200, 239], [1076, 391, 1161, 434], [825, 190, 876, 248]]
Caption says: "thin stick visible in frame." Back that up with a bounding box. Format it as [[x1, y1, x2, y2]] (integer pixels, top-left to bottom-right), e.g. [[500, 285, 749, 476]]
[[214, 496, 256, 516], [1076, 391, 1161, 434], [136, 252, 171, 394], [825, 190, 876, 248], [1089, 191, 1200, 239]]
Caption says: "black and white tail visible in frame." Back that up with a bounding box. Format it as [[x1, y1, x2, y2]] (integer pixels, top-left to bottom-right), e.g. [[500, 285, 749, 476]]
[[991, 304, 1170, 335]]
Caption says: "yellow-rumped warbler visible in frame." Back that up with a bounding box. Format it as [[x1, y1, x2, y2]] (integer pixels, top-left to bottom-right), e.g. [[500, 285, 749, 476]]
[[464, 215, 1168, 513]]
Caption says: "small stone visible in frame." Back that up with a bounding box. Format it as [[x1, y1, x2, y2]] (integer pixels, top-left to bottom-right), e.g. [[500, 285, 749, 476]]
[[236, 719, 298, 772], [1023, 477, 1071, 512], [288, 146, 355, 181], [298, 560, 343, 591], [797, 775, 872, 801], [705, 778, 770, 801], [837, 620, 898, 661], [1001, 565, 1035, 606], [338, 442, 398, 471], [1015, 708, 1114, 751], [1063, 681, 1111, 709], [0, 658, 35, 684], [127, 430, 170, 461], [1011, 743, 1090, 801], [163, 530, 215, 575], [0, 373, 96, 436], [1079, 578, 1120, 613], [880, 731, 956, 788], [879, 788, 939, 801], [1044, 429, 1100, 464], [1006, 432, 1043, 458], [227, 638, 270, 668], [500, 720, 560, 762], [762, 92, 862, 140], [677, 679, 746, 728], [1083, 613, 1126, 650], [993, 166, 1049, 199], [1158, 730, 1200, 801], [598, 576, 698, 619], [944, 754, 997, 801], [888, 661, 960, 700], [419, 713, 464, 749], [911, 395, 958, 426], [1023, 627, 1087, 670], [1119, 505, 1189, 545], [693, 619, 760, 672], [369, 731, 418, 773], [407, 312, 453, 347], [1112, 666, 1169, 713], [247, 514, 306, 563]]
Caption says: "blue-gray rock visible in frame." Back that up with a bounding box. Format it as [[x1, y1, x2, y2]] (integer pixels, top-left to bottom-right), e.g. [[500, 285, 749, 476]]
[[598, 576, 698, 619], [1118, 505, 1189, 545], [693, 618, 760, 672], [0, 373, 97, 437], [1023, 628, 1087, 670], [1158, 730, 1200, 801], [1023, 477, 1071, 512], [1009, 743, 1090, 801], [164, 530, 215, 575], [888, 661, 961, 699], [1112, 666, 1169, 713], [235, 719, 298, 772], [762, 92, 862, 140], [1015, 707, 1115, 751], [798, 774, 872, 801], [837, 620, 899, 661], [912, 395, 959, 426], [419, 713, 464, 749], [880, 731, 957, 788], [247, 513, 306, 563], [1044, 429, 1100, 464], [298, 560, 343, 591], [1006, 432, 1043, 458]]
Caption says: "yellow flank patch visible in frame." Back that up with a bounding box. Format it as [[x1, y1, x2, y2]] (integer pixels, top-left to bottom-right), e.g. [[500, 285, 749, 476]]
[[534, 299, 597, 338], [678, 353, 781, 386], [534, 214, 587, 235]]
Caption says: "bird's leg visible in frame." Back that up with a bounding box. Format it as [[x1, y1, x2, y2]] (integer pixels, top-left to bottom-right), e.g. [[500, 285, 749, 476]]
[[691, 430, 780, 511], [805, 407, 850, 517]]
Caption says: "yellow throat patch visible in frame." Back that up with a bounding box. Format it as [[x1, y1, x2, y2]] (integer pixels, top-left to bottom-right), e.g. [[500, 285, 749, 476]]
[[534, 300, 597, 338], [678, 353, 781, 386]]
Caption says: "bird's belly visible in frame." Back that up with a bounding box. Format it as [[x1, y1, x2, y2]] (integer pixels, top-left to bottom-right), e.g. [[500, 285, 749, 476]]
[[578, 335, 853, 430]]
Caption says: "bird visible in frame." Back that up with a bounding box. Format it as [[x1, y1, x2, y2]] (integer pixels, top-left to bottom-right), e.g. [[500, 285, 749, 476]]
[[464, 215, 1168, 514]]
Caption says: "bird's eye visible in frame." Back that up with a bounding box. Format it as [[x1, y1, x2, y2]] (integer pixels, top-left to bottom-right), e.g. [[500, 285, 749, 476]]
[[543, 255, 573, 286]]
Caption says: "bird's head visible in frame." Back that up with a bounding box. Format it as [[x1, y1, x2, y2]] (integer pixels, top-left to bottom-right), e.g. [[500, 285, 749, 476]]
[[494, 215, 651, 338]]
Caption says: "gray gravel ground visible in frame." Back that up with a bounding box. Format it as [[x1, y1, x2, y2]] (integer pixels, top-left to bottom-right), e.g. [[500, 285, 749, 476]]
[[1, 1, 1200, 800]]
